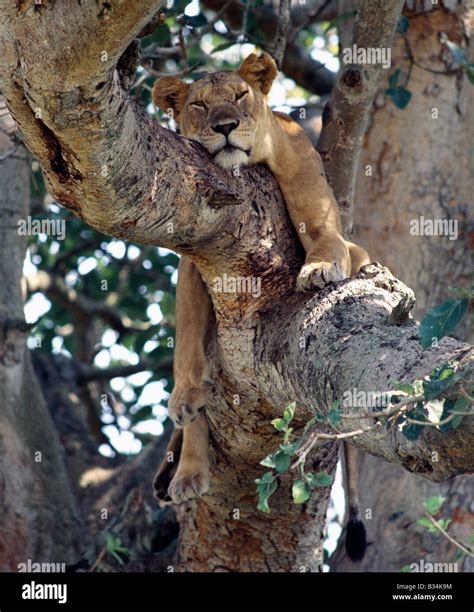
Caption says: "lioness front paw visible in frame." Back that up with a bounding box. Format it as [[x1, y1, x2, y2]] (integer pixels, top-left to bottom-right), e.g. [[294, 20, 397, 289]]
[[296, 261, 347, 292], [168, 466, 210, 503]]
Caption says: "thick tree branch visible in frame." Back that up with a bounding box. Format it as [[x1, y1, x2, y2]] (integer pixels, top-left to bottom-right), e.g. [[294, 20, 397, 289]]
[[254, 263, 473, 482], [317, 0, 405, 234]]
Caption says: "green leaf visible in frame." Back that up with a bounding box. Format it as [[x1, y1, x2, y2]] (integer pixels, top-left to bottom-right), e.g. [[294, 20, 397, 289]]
[[402, 404, 426, 440], [385, 86, 412, 109], [449, 285, 474, 298], [438, 518, 452, 531], [423, 368, 462, 401], [273, 451, 292, 474], [400, 565, 412, 573], [392, 381, 416, 395], [260, 454, 276, 469], [261, 450, 291, 473], [419, 298, 469, 349], [255, 472, 278, 513], [439, 397, 469, 433], [211, 41, 238, 54], [283, 401, 296, 423], [271, 418, 287, 432], [467, 66, 474, 85], [328, 402, 342, 425], [388, 68, 401, 88], [417, 517, 438, 534], [257, 471, 275, 484], [306, 471, 334, 488], [292, 479, 311, 504], [423, 495, 445, 515], [397, 16, 410, 33], [280, 441, 300, 456]]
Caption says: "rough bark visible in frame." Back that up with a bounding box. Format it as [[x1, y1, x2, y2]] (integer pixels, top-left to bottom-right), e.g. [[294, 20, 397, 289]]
[[0, 1, 472, 572], [0, 109, 83, 570], [331, 0, 474, 572]]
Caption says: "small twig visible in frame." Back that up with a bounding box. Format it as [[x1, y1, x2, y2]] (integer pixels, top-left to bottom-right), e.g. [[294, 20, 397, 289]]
[[239, 0, 252, 40], [89, 543, 108, 573], [423, 511, 474, 559], [178, 27, 188, 64], [459, 387, 474, 403], [0, 140, 21, 162], [340, 393, 424, 419], [289, 0, 331, 43], [291, 422, 382, 470]]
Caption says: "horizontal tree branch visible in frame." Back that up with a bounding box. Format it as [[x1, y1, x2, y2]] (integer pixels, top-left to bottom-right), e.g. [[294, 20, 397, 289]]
[[254, 263, 473, 482], [76, 358, 173, 383], [27, 271, 152, 334]]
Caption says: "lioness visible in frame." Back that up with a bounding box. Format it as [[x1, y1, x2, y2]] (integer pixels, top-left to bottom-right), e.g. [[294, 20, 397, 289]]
[[152, 53, 369, 560]]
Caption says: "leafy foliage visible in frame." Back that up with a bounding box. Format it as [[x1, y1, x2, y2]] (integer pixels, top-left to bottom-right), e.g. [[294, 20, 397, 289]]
[[256, 402, 334, 513], [419, 293, 470, 349]]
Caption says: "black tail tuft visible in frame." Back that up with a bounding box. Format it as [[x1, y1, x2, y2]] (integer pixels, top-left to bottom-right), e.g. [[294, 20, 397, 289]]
[[345, 518, 367, 562]]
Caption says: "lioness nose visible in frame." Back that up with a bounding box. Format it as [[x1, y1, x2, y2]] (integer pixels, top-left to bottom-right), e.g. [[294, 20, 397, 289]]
[[212, 119, 240, 137]]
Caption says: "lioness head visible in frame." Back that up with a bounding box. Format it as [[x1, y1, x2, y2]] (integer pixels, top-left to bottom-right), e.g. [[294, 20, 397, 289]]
[[152, 53, 278, 169]]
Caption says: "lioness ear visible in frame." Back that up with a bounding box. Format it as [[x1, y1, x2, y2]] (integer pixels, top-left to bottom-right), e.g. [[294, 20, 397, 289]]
[[237, 52, 278, 95], [152, 77, 190, 120]]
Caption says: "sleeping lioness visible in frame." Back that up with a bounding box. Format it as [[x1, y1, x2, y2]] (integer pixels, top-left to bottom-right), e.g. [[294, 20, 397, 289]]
[[152, 54, 369, 527]]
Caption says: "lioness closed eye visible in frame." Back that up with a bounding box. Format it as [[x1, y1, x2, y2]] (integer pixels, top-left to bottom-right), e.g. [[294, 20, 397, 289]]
[[152, 53, 369, 561]]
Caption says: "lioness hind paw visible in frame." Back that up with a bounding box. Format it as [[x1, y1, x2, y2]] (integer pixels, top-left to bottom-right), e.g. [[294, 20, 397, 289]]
[[168, 381, 211, 427], [168, 469, 210, 504], [296, 261, 347, 292]]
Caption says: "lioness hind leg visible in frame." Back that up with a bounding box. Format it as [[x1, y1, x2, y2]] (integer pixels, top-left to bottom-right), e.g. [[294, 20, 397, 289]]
[[169, 256, 213, 427], [346, 241, 371, 275], [167, 412, 210, 503], [153, 428, 183, 502]]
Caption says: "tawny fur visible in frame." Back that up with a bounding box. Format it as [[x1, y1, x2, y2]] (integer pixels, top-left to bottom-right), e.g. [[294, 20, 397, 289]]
[[152, 53, 370, 505]]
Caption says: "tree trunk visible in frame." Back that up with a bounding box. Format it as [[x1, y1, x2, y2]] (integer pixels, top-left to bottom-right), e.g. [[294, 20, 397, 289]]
[[331, 0, 474, 572], [353, 1, 473, 325], [0, 110, 83, 569], [0, 1, 472, 572]]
